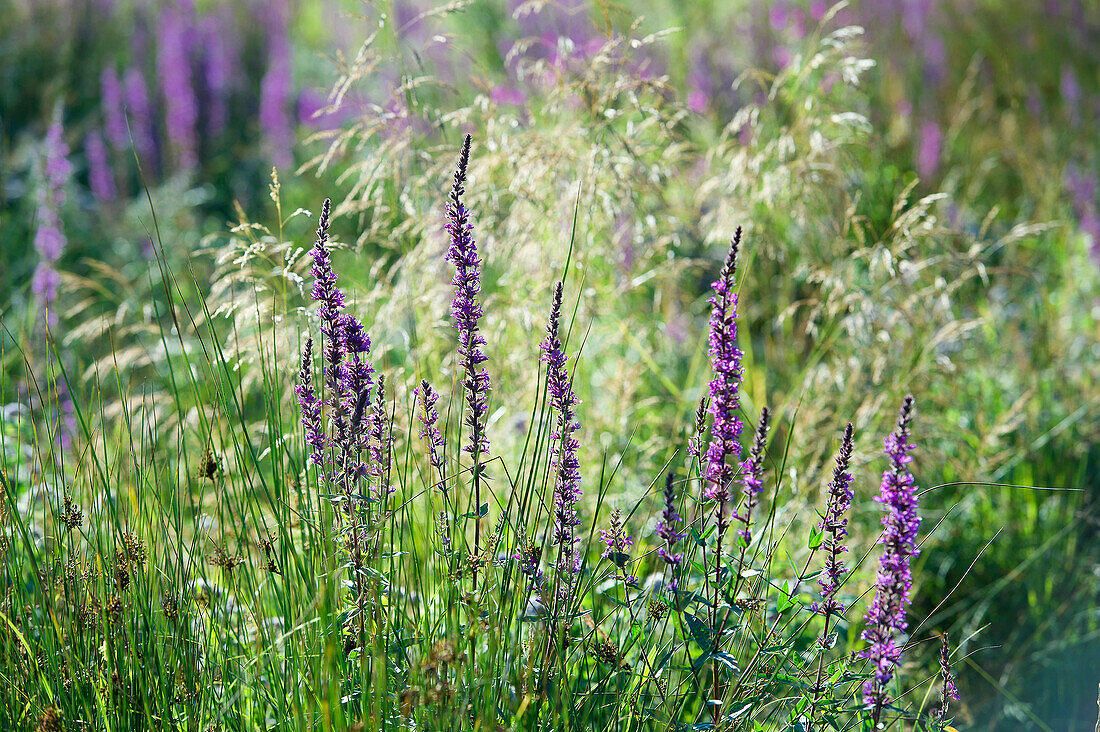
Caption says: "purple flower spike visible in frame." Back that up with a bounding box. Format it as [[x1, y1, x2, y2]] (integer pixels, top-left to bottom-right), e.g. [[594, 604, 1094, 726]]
[[860, 395, 921, 722], [813, 422, 855, 619], [123, 68, 157, 167], [156, 4, 199, 169], [514, 540, 544, 596], [938, 631, 960, 722], [100, 68, 129, 151], [310, 199, 345, 394], [655, 472, 685, 595], [600, 508, 637, 586], [260, 0, 294, 168], [687, 396, 709, 461], [600, 511, 633, 558], [337, 312, 374, 473], [338, 312, 371, 355], [85, 131, 117, 203], [34, 118, 72, 327], [543, 281, 582, 596], [368, 375, 394, 496], [734, 407, 770, 543], [200, 13, 233, 137], [446, 134, 491, 461], [415, 379, 446, 472], [704, 229, 745, 522], [295, 336, 325, 467]]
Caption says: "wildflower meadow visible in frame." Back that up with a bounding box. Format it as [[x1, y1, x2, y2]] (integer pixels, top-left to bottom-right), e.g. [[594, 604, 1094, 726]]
[[1, 1, 1097, 731]]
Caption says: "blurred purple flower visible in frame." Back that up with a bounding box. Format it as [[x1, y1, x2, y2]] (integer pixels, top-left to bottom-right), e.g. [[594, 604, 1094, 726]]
[[921, 34, 947, 85], [260, 0, 294, 168], [200, 13, 234, 137], [1061, 65, 1082, 125], [297, 87, 348, 131], [789, 7, 807, 39], [490, 85, 527, 107], [123, 67, 157, 168], [687, 89, 708, 114], [772, 46, 792, 69], [916, 120, 942, 180], [85, 131, 117, 203], [157, 4, 199, 168], [100, 68, 129, 151], [902, 0, 930, 39], [33, 118, 71, 326], [769, 3, 789, 31], [32, 264, 62, 304]]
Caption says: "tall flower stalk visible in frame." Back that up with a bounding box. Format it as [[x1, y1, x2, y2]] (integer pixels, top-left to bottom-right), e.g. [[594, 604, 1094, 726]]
[[543, 281, 582, 614], [734, 406, 770, 545], [814, 422, 855, 620], [812, 422, 855, 697], [296, 336, 325, 468], [445, 134, 491, 587], [338, 312, 374, 482], [703, 229, 745, 514], [860, 395, 921, 722], [937, 631, 960, 727], [654, 472, 684, 595], [296, 198, 380, 666], [415, 379, 446, 480], [700, 230, 745, 726], [715, 406, 768, 721]]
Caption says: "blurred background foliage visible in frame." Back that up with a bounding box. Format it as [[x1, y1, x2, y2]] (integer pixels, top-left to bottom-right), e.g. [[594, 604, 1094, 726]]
[[1, 0, 1097, 728]]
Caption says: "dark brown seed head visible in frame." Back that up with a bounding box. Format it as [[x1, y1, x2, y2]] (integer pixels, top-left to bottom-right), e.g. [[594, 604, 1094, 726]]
[[35, 706, 62, 732]]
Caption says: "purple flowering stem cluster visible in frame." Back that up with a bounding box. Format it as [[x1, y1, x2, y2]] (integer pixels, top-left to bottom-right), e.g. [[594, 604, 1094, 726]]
[[812, 422, 855, 696], [703, 229, 745, 522], [815, 422, 856, 616], [415, 379, 446, 481], [860, 395, 921, 722], [698, 230, 748, 727], [655, 472, 684, 596], [599, 508, 636, 587], [295, 336, 325, 468], [714, 406, 769, 720], [938, 631, 960, 724], [294, 197, 398, 657], [296, 199, 384, 513], [542, 281, 583, 615], [445, 134, 491, 589], [734, 407, 771, 545]]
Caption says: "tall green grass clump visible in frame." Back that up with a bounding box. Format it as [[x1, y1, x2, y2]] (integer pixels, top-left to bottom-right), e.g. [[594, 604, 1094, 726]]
[[0, 133, 978, 731]]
